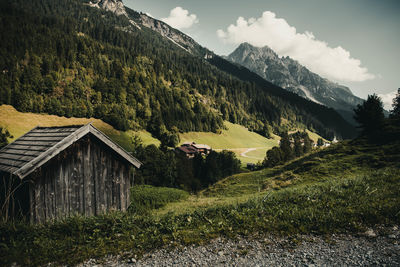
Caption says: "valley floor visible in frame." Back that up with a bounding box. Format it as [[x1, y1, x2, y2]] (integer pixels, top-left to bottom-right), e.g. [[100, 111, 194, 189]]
[[80, 226, 400, 266]]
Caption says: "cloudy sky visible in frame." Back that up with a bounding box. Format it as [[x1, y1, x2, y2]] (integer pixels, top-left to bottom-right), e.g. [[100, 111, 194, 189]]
[[124, 0, 399, 109]]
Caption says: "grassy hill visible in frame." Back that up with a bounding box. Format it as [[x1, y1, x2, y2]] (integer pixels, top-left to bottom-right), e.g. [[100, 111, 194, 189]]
[[0, 105, 283, 164], [0, 105, 160, 150], [180, 122, 278, 149], [179, 122, 329, 164], [180, 121, 280, 164], [2, 137, 399, 266], [155, 138, 400, 216]]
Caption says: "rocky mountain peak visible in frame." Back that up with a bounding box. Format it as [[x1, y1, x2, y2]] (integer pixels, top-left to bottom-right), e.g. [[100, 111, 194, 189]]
[[227, 42, 364, 124], [233, 42, 279, 62]]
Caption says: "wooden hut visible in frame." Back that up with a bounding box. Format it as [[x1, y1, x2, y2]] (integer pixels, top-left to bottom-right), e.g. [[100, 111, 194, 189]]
[[0, 124, 141, 223]]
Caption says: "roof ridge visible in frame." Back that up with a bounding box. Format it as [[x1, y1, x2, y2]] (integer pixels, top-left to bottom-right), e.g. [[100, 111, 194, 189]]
[[35, 125, 86, 129]]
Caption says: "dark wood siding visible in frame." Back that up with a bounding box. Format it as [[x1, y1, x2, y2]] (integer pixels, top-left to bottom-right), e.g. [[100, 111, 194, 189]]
[[29, 134, 132, 223]]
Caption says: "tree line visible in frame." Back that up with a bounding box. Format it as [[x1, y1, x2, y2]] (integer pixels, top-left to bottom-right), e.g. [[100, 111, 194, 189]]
[[353, 90, 400, 142], [262, 89, 400, 168], [131, 137, 241, 192], [263, 131, 313, 168]]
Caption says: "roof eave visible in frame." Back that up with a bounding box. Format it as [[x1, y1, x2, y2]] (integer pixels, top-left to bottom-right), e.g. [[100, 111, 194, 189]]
[[7, 124, 142, 180], [14, 124, 91, 179]]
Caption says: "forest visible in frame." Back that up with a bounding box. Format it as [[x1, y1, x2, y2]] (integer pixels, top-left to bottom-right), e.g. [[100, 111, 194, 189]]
[[0, 0, 355, 142]]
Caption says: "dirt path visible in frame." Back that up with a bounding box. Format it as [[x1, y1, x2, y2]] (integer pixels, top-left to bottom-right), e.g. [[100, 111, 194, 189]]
[[240, 148, 258, 159], [214, 147, 268, 161], [215, 147, 267, 159]]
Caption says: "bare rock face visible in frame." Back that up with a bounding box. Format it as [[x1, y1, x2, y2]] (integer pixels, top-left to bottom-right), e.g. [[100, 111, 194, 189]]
[[227, 43, 364, 122], [138, 14, 208, 57], [85, 0, 208, 57], [88, 0, 127, 16]]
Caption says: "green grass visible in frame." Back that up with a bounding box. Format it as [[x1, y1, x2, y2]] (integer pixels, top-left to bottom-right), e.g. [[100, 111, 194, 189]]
[[0, 105, 326, 166], [305, 129, 329, 143], [0, 105, 271, 164], [156, 139, 400, 215], [1, 139, 399, 266], [1, 107, 399, 265], [245, 148, 268, 158], [180, 121, 279, 164], [129, 185, 189, 213], [0, 105, 160, 151], [180, 121, 279, 149]]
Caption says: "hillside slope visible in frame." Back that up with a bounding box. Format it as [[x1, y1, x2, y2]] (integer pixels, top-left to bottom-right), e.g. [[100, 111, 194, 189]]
[[0, 0, 355, 140], [180, 121, 280, 164], [0, 104, 281, 164], [2, 137, 398, 266], [0, 105, 160, 150], [227, 43, 364, 124], [158, 139, 400, 218]]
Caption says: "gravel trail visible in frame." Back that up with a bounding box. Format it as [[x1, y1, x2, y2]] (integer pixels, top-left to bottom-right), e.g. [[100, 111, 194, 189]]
[[80, 226, 400, 267]]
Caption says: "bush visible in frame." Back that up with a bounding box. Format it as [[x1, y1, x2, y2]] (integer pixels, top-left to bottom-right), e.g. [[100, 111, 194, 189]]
[[129, 185, 189, 214]]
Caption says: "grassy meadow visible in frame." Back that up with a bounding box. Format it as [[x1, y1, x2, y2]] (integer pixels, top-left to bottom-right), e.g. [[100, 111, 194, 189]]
[[0, 105, 160, 151], [1, 137, 399, 266], [180, 121, 280, 164], [0, 105, 283, 164]]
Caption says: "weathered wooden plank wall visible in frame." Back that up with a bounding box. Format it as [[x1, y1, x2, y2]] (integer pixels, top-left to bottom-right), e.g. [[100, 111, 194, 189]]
[[29, 134, 132, 223]]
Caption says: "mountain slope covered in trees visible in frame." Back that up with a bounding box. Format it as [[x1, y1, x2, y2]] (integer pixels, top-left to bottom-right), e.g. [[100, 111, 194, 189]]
[[0, 0, 355, 141], [226, 43, 364, 124]]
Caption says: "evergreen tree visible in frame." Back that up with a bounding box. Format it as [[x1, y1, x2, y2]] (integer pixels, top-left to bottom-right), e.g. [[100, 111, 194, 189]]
[[353, 94, 385, 135], [317, 138, 324, 147], [391, 88, 400, 118], [293, 135, 303, 157], [263, 147, 283, 167], [280, 132, 294, 161], [303, 134, 313, 154]]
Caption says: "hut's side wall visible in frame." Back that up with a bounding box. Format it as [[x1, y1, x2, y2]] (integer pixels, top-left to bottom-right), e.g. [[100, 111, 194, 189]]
[[29, 135, 132, 223]]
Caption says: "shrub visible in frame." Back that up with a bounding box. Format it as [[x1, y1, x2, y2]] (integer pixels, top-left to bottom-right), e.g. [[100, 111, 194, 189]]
[[129, 185, 189, 214]]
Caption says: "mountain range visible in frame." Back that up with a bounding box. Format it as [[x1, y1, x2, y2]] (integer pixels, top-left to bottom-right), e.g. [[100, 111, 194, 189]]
[[0, 0, 356, 140], [226, 43, 364, 124]]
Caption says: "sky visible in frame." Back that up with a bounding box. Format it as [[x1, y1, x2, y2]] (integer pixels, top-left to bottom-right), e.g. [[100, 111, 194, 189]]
[[124, 0, 399, 109]]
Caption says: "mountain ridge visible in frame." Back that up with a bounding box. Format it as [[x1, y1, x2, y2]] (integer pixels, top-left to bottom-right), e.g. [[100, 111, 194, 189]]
[[227, 42, 364, 123], [0, 0, 356, 140]]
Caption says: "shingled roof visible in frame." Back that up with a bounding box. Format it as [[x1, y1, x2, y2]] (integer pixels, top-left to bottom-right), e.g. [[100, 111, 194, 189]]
[[0, 124, 142, 179]]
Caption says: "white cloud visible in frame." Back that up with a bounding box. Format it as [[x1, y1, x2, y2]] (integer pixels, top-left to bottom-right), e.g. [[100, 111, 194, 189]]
[[378, 91, 397, 111], [162, 7, 198, 30], [217, 11, 375, 83]]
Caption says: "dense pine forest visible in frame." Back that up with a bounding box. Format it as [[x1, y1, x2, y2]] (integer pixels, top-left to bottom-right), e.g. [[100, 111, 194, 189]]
[[0, 0, 355, 141]]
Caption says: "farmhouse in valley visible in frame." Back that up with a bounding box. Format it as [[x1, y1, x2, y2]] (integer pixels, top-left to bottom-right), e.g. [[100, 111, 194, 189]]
[[175, 142, 212, 158], [0, 124, 141, 223]]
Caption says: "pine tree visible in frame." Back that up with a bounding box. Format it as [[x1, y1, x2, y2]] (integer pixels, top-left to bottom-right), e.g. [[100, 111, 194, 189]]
[[294, 135, 303, 157], [391, 88, 400, 118], [353, 94, 385, 135], [317, 138, 324, 147], [280, 132, 294, 161], [303, 134, 312, 154]]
